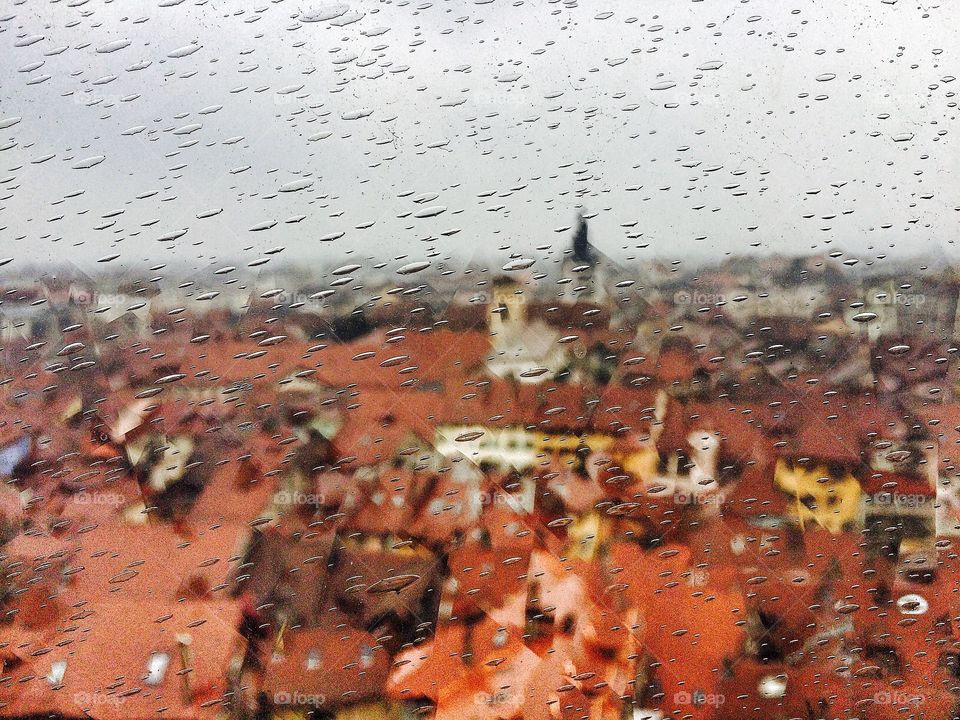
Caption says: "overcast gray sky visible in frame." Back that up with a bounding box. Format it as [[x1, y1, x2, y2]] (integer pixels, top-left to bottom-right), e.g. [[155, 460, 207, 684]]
[[2, 0, 959, 277]]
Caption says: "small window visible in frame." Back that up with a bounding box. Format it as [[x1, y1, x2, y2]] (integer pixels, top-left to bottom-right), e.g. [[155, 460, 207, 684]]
[[145, 652, 170, 685], [181, 574, 210, 599], [306, 648, 321, 671], [47, 660, 67, 686], [360, 645, 374, 669]]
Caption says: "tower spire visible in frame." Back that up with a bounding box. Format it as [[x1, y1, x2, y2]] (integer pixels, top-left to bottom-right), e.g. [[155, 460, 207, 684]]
[[572, 211, 596, 264]]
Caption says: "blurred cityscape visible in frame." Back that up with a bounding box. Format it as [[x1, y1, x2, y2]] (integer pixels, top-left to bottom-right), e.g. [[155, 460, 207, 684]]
[[1, 221, 960, 719]]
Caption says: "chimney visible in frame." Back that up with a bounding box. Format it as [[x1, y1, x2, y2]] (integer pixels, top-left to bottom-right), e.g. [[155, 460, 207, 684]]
[[176, 633, 193, 705]]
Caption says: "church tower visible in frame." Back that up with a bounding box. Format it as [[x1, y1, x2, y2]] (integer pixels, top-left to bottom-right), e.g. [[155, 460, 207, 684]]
[[560, 212, 607, 305], [488, 275, 527, 337]]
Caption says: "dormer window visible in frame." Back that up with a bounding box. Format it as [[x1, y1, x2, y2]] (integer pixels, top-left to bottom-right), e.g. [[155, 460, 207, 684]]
[[145, 652, 170, 685], [180, 574, 211, 600], [360, 645, 374, 669], [47, 660, 67, 686]]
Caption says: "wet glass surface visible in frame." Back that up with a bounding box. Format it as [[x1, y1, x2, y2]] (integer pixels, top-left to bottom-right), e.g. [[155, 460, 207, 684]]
[[1, 1, 959, 718]]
